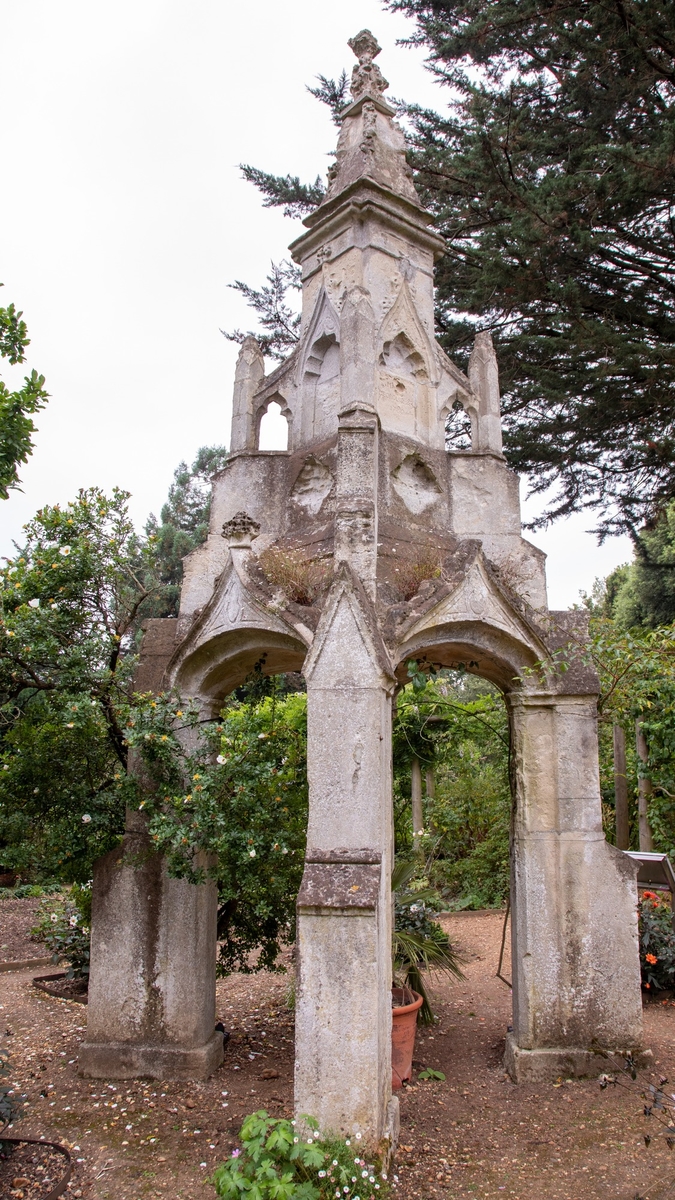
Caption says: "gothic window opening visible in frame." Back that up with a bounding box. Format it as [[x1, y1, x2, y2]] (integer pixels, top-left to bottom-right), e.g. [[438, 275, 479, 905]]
[[258, 400, 289, 451], [445, 398, 473, 452]]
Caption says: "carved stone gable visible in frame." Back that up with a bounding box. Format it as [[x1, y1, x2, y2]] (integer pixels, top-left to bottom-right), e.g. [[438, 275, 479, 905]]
[[194, 561, 289, 647], [304, 570, 394, 690], [406, 557, 544, 654]]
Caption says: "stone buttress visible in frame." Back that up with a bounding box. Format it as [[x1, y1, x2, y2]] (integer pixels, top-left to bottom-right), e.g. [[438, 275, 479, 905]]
[[81, 30, 645, 1141]]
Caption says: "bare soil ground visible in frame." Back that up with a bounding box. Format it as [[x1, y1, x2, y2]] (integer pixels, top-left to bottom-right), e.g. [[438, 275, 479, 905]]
[[0, 899, 46, 963], [2, 903, 675, 1199]]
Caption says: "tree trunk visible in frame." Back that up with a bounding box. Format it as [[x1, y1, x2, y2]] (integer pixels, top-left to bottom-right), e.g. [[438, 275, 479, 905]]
[[613, 724, 630, 850], [425, 765, 435, 801], [411, 756, 423, 848], [635, 719, 654, 852]]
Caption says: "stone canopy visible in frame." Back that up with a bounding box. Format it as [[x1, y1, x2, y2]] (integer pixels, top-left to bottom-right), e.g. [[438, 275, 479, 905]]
[[79, 30, 645, 1155]]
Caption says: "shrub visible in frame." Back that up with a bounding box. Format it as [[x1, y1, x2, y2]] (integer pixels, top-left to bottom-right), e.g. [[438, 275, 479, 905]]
[[639, 890, 675, 992], [31, 883, 91, 979], [212, 1111, 390, 1200], [0, 882, 61, 899], [258, 547, 328, 606]]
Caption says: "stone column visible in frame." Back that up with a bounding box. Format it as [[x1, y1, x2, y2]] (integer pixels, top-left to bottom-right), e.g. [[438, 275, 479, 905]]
[[411, 757, 423, 848], [295, 570, 398, 1152], [636, 719, 655, 852], [230, 336, 265, 453], [79, 809, 223, 1079], [613, 724, 630, 851], [505, 692, 644, 1082]]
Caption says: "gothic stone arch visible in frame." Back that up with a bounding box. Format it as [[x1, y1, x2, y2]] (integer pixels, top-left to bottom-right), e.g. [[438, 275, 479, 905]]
[[80, 29, 644, 1157]]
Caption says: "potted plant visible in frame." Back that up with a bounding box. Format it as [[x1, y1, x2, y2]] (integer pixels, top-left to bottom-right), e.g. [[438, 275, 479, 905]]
[[391, 861, 463, 1088]]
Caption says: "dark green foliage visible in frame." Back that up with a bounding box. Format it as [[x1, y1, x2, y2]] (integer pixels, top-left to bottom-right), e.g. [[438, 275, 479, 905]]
[[212, 1111, 389, 1200], [0, 286, 48, 500], [604, 503, 675, 629], [222, 261, 302, 363], [0, 488, 159, 880], [597, 713, 640, 848], [634, 677, 675, 858], [239, 167, 325, 219], [0, 883, 60, 899], [131, 691, 309, 975], [639, 890, 675, 992], [394, 677, 511, 908], [384, 0, 675, 535], [306, 71, 350, 126], [146, 445, 228, 617]]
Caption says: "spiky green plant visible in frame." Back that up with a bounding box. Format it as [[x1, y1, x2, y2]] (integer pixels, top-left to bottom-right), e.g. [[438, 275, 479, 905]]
[[392, 860, 463, 1025]]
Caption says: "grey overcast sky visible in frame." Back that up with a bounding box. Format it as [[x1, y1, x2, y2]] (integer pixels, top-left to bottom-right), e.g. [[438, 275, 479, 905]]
[[0, 0, 633, 606]]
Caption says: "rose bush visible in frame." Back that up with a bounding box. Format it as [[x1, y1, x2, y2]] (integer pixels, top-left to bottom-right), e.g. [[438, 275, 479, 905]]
[[639, 891, 675, 992]]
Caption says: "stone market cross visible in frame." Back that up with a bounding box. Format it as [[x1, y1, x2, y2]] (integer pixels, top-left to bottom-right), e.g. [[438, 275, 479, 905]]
[[79, 31, 645, 1156]]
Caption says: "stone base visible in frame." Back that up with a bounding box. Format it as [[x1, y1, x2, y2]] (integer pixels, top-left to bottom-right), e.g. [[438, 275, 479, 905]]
[[504, 1033, 652, 1083], [78, 1031, 224, 1080]]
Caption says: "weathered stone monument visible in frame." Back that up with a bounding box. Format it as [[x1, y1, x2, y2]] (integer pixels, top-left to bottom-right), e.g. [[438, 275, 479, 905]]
[[80, 30, 645, 1153]]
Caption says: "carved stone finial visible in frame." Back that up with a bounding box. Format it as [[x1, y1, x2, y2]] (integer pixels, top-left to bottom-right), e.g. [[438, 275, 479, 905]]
[[348, 29, 388, 101], [221, 511, 260, 547]]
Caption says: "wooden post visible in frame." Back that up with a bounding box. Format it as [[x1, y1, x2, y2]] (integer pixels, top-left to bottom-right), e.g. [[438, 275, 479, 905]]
[[613, 724, 630, 850], [411, 757, 423, 848], [635, 719, 654, 852]]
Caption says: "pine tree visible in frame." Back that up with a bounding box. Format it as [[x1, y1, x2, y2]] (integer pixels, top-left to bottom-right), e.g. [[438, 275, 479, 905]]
[[605, 501, 675, 627], [146, 445, 228, 616]]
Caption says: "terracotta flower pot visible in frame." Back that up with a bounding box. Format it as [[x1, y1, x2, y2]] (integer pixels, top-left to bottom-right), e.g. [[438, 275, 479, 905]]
[[391, 986, 423, 1089]]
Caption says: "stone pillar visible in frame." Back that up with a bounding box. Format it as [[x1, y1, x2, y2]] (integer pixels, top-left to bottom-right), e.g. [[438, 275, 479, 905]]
[[613, 724, 630, 850], [295, 570, 398, 1151], [636, 719, 655, 851], [411, 757, 423, 848], [505, 693, 644, 1082], [230, 336, 265, 453], [80, 809, 223, 1079], [467, 330, 503, 455], [335, 285, 379, 599]]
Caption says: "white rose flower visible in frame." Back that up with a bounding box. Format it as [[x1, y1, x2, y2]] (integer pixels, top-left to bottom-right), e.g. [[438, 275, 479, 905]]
[[82, 813, 92, 823], [59, 546, 71, 556], [249, 849, 256, 857], [28, 598, 40, 608]]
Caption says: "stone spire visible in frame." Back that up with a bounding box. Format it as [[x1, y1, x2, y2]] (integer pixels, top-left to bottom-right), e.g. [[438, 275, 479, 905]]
[[321, 30, 420, 207]]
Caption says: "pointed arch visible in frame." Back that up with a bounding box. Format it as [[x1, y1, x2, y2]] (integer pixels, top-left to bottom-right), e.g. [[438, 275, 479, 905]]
[[296, 287, 341, 383], [377, 279, 437, 385], [296, 287, 342, 442], [167, 555, 309, 707], [253, 391, 293, 451], [377, 278, 437, 440]]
